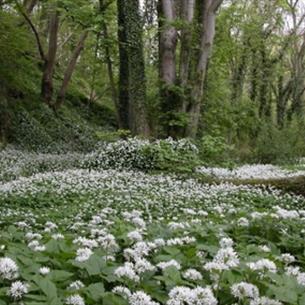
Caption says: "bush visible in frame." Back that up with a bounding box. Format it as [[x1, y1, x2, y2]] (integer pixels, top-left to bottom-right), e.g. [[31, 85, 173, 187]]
[[199, 135, 234, 166], [253, 121, 305, 164], [84, 138, 200, 172]]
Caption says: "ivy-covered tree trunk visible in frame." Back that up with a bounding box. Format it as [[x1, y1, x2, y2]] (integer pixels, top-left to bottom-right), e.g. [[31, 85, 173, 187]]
[[117, 0, 150, 136]]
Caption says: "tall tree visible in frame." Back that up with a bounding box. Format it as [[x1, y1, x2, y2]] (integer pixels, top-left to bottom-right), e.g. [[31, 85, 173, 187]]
[[158, 0, 179, 137], [158, 0, 224, 138], [117, 0, 150, 136]]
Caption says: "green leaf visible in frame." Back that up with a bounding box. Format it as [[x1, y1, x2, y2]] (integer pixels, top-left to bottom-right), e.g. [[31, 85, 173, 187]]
[[268, 285, 298, 304], [34, 277, 58, 303], [102, 293, 128, 305], [85, 282, 105, 301], [83, 254, 106, 276], [50, 270, 73, 282]]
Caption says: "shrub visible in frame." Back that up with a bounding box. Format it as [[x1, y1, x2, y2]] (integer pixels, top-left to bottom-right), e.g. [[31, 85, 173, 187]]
[[83, 138, 200, 172], [199, 135, 234, 166], [253, 121, 305, 164]]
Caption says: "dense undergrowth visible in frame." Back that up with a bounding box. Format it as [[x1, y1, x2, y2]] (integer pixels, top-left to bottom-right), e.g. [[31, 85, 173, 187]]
[[1, 138, 305, 304], [0, 95, 117, 153]]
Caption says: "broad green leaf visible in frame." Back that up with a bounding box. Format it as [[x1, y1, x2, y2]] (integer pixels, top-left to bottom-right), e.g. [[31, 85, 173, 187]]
[[85, 282, 105, 301]]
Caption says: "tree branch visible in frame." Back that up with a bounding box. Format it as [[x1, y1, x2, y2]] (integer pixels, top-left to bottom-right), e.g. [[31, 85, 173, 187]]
[[14, 0, 46, 61], [210, 0, 224, 12]]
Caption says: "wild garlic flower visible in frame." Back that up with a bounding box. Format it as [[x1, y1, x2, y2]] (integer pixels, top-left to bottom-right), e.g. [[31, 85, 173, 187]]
[[129, 291, 160, 305], [114, 262, 140, 282], [247, 259, 277, 273], [39, 267, 50, 275], [68, 280, 85, 290], [112, 286, 132, 299], [7, 281, 28, 300], [280, 253, 295, 264], [0, 257, 19, 280], [127, 230, 143, 242], [134, 258, 156, 274], [167, 286, 217, 305], [182, 269, 203, 281], [258, 245, 271, 253], [219, 237, 234, 248], [52, 233, 65, 240], [231, 282, 259, 300], [237, 217, 249, 227], [66, 294, 85, 305], [75, 248, 93, 262], [157, 259, 181, 271]]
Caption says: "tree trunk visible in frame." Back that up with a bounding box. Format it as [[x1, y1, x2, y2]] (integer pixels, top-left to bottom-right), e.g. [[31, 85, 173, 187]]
[[180, 0, 195, 112], [0, 96, 9, 145], [258, 46, 271, 118], [185, 0, 222, 138], [277, 76, 291, 128], [179, 0, 195, 86], [126, 0, 150, 136], [158, 0, 179, 137], [102, 22, 121, 128], [55, 31, 89, 109], [117, 0, 150, 136], [41, 10, 59, 105], [117, 0, 130, 130]]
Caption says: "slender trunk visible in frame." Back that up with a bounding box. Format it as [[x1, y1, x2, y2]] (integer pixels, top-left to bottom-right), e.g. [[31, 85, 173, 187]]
[[117, 0, 130, 129], [41, 10, 59, 105], [249, 49, 258, 102], [185, 0, 222, 138], [259, 46, 271, 118], [277, 76, 291, 128], [179, 0, 195, 112], [55, 31, 89, 109], [89, 32, 101, 104], [102, 23, 121, 127], [231, 39, 248, 103], [0, 96, 9, 145]]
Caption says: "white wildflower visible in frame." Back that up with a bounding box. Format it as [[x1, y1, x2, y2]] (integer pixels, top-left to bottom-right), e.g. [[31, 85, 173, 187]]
[[69, 281, 85, 290], [75, 248, 93, 262], [157, 260, 181, 271], [114, 262, 140, 282], [39, 267, 50, 275], [0, 257, 19, 280], [66, 294, 85, 305], [231, 282, 259, 300], [182, 269, 203, 281], [127, 230, 143, 242], [248, 259, 277, 273], [7, 281, 28, 300]]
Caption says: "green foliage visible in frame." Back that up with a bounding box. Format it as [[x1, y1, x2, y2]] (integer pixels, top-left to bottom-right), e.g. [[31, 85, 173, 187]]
[[0, 11, 39, 94], [4, 96, 115, 153], [253, 121, 305, 164], [199, 135, 234, 166], [84, 138, 200, 173]]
